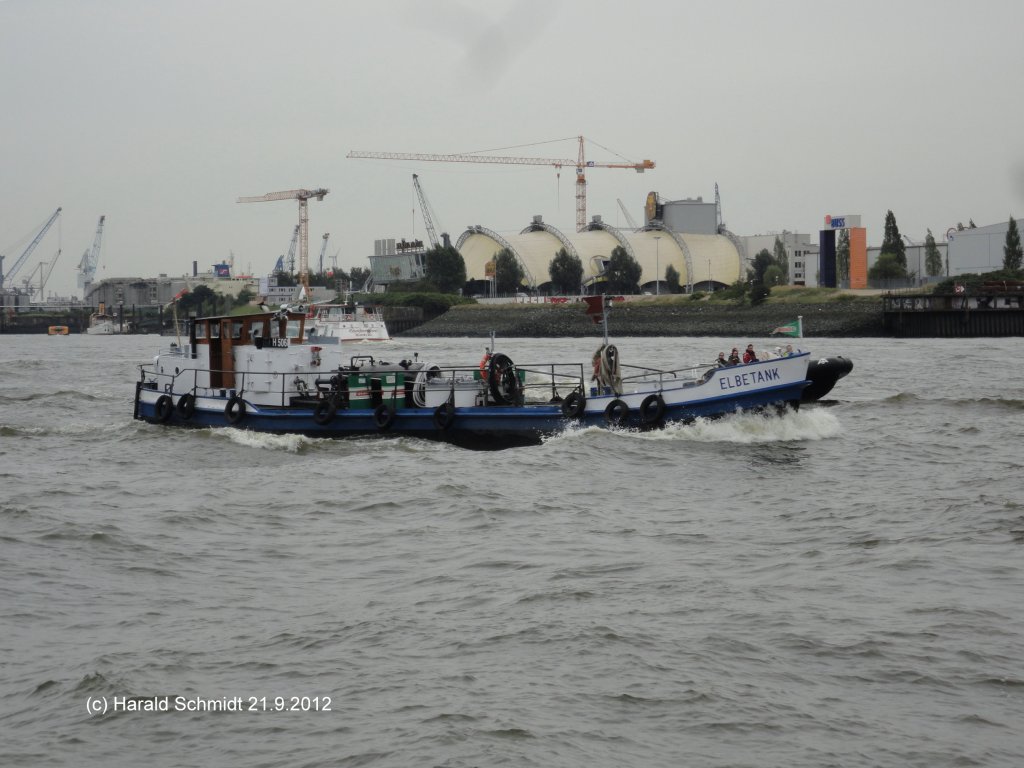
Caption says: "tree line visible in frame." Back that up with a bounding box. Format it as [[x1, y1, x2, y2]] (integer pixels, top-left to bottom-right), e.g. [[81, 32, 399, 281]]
[[419, 243, 680, 297]]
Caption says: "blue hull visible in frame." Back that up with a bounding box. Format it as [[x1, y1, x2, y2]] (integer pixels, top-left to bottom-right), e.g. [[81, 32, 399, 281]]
[[134, 380, 806, 449]]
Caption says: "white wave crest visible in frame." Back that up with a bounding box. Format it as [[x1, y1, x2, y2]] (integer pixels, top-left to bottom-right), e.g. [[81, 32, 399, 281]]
[[216, 428, 312, 453], [546, 407, 841, 446], [658, 407, 841, 444]]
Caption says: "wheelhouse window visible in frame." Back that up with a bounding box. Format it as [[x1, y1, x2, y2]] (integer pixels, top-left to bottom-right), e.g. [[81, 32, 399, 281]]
[[248, 319, 268, 340]]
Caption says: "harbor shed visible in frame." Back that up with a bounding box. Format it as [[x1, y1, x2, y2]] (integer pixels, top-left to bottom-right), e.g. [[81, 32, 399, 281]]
[[455, 214, 743, 294]]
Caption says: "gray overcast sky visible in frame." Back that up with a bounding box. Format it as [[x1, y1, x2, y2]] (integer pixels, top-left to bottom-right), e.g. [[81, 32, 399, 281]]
[[3, 0, 1023, 298]]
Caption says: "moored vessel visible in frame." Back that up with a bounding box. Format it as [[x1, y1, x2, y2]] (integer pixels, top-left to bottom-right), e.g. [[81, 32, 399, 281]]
[[304, 302, 390, 343], [86, 313, 117, 335]]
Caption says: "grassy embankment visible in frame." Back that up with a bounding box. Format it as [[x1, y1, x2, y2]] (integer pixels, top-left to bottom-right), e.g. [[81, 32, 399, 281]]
[[400, 287, 888, 338]]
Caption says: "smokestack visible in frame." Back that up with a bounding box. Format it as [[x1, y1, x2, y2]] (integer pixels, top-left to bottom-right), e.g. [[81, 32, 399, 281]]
[[192, 261, 198, 277]]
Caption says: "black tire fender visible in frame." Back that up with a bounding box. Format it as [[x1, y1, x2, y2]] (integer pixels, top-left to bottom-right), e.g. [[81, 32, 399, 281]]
[[603, 398, 629, 427], [313, 399, 337, 426], [373, 403, 395, 430], [225, 396, 246, 425], [433, 401, 456, 431], [155, 394, 174, 423], [640, 393, 666, 425], [175, 393, 196, 420], [487, 352, 519, 405], [561, 390, 586, 419]]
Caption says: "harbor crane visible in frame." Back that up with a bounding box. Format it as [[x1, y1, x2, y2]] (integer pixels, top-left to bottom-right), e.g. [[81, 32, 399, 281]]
[[317, 232, 330, 274], [348, 136, 654, 232], [21, 247, 63, 299], [237, 188, 328, 296], [77, 215, 106, 288], [616, 198, 639, 230], [283, 224, 300, 274], [1, 207, 62, 291], [412, 174, 448, 249]]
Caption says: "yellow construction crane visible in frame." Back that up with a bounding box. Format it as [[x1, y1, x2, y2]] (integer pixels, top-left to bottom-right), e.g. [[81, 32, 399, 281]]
[[237, 188, 328, 297], [348, 136, 653, 233]]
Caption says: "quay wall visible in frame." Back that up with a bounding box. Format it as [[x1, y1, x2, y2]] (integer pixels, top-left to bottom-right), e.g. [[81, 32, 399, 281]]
[[884, 308, 1024, 337], [398, 301, 888, 338]]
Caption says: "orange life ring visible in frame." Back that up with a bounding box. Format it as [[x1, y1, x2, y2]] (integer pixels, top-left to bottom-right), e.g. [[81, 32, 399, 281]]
[[479, 353, 491, 380]]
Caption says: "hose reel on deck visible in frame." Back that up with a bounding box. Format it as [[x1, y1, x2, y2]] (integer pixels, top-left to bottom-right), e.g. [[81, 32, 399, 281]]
[[592, 344, 622, 396]]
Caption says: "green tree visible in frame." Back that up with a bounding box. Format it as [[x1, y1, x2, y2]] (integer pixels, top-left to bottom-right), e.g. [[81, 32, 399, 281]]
[[763, 264, 785, 286], [773, 236, 789, 281], [548, 247, 583, 294], [837, 229, 851, 285], [235, 287, 255, 307], [348, 266, 371, 292], [880, 210, 907, 269], [1003, 217, 1022, 272], [868, 252, 907, 281], [424, 244, 467, 294], [749, 248, 774, 284], [749, 282, 771, 305], [494, 248, 525, 294], [178, 284, 216, 316], [603, 246, 642, 293], [925, 229, 944, 276], [665, 263, 681, 293]]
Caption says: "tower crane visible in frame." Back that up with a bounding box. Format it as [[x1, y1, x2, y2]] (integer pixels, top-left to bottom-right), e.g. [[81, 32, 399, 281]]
[[348, 136, 654, 233], [412, 174, 448, 249], [1, 207, 62, 291], [77, 215, 106, 289], [237, 188, 328, 296], [317, 232, 330, 274]]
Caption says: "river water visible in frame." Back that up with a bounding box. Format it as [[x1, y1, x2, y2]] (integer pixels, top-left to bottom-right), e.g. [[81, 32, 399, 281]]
[[2, 333, 1022, 767]]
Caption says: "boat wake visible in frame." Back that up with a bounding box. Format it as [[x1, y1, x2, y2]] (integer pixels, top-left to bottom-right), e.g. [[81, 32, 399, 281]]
[[213, 427, 314, 453], [547, 407, 841, 446]]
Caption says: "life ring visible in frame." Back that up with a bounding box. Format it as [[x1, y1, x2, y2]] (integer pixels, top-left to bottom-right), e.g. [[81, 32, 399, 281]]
[[433, 401, 456, 430], [561, 390, 586, 419], [479, 352, 491, 380], [373, 403, 395, 430], [640, 393, 666, 425], [313, 399, 337, 426], [225, 395, 246, 425], [155, 394, 174, 423], [175, 393, 196, 420], [603, 398, 629, 427]]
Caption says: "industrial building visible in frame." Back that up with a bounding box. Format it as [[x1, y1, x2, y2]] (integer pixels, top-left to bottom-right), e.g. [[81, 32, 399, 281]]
[[945, 220, 1018, 275], [370, 190, 748, 294]]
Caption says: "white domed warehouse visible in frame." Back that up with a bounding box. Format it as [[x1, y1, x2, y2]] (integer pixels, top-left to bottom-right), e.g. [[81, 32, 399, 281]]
[[455, 211, 744, 294]]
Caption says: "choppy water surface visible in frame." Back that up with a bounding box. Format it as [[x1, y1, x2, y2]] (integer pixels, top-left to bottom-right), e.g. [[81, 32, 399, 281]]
[[2, 334, 1023, 767]]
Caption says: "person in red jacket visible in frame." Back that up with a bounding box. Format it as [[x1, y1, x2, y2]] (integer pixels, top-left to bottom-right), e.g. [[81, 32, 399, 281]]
[[742, 343, 758, 363]]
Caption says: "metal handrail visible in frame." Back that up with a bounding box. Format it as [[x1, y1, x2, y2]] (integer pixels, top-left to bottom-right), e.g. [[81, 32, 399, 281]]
[[140, 359, 591, 409]]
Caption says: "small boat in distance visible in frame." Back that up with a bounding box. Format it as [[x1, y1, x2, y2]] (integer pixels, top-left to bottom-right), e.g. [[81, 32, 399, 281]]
[[133, 308, 811, 449], [48, 325, 70, 335], [86, 312, 117, 335], [305, 302, 390, 343]]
